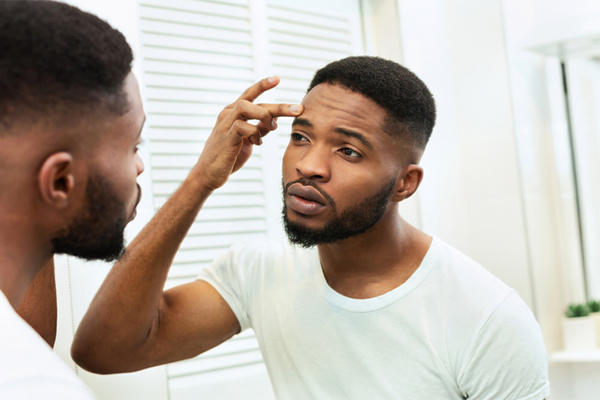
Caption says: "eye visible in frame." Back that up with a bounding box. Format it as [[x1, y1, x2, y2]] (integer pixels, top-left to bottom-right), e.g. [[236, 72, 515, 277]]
[[135, 139, 145, 153], [291, 132, 308, 142], [340, 147, 361, 159]]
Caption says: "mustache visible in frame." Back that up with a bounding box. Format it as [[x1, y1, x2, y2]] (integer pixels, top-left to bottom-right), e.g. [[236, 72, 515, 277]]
[[283, 178, 336, 209]]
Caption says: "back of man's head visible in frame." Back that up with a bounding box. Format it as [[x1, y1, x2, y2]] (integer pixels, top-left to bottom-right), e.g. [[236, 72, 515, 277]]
[[0, 1, 133, 135], [308, 56, 436, 153]]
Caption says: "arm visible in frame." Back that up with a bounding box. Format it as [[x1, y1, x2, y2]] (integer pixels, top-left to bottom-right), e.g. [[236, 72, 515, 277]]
[[71, 77, 302, 374], [17, 257, 57, 347]]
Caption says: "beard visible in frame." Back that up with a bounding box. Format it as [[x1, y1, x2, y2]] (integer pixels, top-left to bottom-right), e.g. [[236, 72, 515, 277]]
[[282, 177, 396, 248], [51, 173, 138, 262]]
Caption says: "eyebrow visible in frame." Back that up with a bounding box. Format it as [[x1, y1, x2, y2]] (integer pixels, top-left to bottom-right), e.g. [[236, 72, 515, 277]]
[[292, 117, 312, 128], [292, 117, 374, 150], [334, 127, 373, 150]]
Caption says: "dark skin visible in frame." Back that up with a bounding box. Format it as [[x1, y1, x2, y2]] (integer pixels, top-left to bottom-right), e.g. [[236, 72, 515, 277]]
[[16, 258, 57, 347], [0, 73, 145, 341], [71, 81, 430, 374]]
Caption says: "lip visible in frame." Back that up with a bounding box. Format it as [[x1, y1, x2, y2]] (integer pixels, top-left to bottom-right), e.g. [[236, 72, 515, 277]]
[[286, 184, 327, 216]]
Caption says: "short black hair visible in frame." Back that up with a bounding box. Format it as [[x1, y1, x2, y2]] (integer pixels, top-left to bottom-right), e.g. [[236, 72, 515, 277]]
[[308, 56, 436, 150], [0, 1, 133, 135]]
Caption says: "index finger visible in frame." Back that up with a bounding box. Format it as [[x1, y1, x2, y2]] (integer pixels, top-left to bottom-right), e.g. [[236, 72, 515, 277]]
[[256, 103, 304, 119], [236, 76, 281, 103]]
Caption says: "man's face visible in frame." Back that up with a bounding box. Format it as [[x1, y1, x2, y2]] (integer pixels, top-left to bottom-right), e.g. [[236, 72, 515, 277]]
[[282, 83, 403, 247], [52, 73, 145, 261]]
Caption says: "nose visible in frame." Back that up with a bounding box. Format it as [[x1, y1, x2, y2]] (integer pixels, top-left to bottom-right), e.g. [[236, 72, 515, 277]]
[[295, 145, 330, 181], [135, 152, 145, 176]]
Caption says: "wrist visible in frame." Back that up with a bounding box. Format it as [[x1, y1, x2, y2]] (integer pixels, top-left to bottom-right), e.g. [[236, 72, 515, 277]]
[[187, 164, 218, 196]]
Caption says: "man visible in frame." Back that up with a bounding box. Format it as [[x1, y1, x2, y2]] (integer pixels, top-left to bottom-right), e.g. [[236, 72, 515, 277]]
[[0, 1, 293, 398], [0, 1, 141, 397], [72, 55, 550, 399]]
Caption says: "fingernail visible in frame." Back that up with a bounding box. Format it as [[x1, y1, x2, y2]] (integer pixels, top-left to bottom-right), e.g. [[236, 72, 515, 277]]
[[271, 119, 278, 129], [268, 76, 278, 83], [290, 105, 301, 113]]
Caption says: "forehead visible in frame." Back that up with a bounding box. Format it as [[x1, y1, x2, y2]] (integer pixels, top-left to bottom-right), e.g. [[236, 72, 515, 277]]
[[300, 84, 387, 131]]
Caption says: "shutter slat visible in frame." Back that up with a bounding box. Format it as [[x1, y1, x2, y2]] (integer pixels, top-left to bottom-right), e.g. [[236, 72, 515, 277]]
[[142, 33, 253, 56], [145, 74, 250, 94], [144, 61, 254, 83], [268, 19, 350, 41], [269, 32, 352, 53], [143, 47, 253, 69], [139, 6, 251, 31], [141, 19, 252, 44], [270, 43, 348, 62], [141, 0, 249, 19], [267, 7, 349, 31]]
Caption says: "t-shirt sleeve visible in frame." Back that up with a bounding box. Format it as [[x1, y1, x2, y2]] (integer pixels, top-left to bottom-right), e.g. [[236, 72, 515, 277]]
[[197, 243, 253, 331], [458, 291, 550, 400]]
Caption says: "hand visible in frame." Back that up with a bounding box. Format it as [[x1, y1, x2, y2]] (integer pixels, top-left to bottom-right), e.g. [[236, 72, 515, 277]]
[[195, 76, 303, 191]]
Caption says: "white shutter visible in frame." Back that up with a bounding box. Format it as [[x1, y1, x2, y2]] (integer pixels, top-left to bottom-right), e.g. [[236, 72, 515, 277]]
[[137, 0, 363, 398], [265, 0, 363, 153]]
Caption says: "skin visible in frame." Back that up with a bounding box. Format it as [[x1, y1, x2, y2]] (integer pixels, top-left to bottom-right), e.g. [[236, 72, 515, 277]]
[[71, 77, 303, 373], [71, 82, 430, 374], [0, 72, 145, 341], [16, 258, 56, 346]]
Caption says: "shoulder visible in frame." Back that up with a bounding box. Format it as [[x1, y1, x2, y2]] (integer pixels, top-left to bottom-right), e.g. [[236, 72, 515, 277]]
[[429, 237, 515, 310]]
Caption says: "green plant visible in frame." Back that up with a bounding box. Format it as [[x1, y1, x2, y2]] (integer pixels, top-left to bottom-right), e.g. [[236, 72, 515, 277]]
[[565, 303, 590, 318], [587, 300, 600, 313]]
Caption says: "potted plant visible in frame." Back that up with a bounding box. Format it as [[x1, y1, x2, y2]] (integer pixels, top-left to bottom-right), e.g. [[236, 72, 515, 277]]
[[587, 299, 600, 347], [562, 303, 598, 352]]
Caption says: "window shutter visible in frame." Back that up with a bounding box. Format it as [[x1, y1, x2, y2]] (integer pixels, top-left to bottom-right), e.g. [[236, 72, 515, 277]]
[[137, 0, 363, 398]]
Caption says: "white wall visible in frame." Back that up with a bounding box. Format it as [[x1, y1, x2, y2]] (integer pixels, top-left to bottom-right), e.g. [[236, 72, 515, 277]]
[[397, 0, 536, 309]]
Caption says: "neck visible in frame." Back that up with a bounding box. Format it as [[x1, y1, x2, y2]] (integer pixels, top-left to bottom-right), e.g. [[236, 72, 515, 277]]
[[0, 210, 52, 308], [317, 207, 432, 299]]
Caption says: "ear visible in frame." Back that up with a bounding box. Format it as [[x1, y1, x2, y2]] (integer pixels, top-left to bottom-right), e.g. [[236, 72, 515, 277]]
[[391, 164, 424, 202], [38, 152, 75, 209]]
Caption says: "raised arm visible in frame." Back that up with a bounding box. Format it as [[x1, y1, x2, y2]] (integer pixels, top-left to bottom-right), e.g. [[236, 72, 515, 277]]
[[71, 77, 302, 373], [17, 257, 57, 347]]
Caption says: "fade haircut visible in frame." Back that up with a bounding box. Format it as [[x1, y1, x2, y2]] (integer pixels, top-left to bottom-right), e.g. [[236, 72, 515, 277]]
[[0, 1, 133, 135], [308, 56, 436, 150]]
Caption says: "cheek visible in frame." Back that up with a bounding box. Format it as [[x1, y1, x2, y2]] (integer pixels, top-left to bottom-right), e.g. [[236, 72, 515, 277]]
[[281, 146, 297, 180]]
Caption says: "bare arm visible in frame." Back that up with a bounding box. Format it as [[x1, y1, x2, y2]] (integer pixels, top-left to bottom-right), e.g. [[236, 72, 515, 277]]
[[71, 77, 302, 374], [17, 257, 57, 347]]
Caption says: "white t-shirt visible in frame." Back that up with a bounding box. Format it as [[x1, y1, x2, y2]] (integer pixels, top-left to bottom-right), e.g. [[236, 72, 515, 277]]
[[0, 290, 95, 400], [199, 237, 550, 400]]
